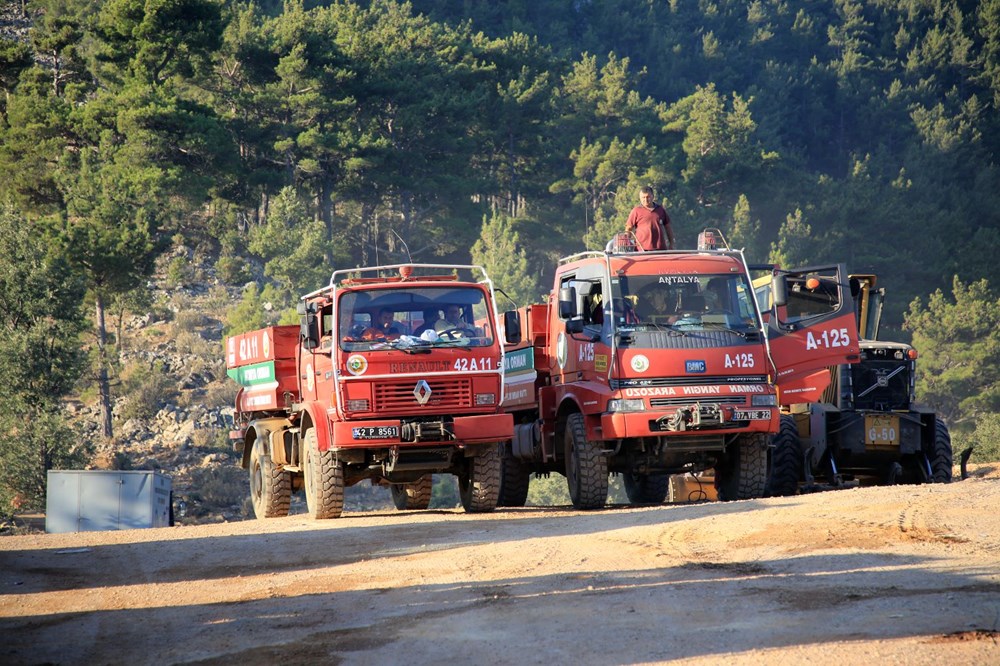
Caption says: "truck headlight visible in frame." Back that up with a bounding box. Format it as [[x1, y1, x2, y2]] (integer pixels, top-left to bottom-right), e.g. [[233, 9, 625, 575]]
[[475, 393, 496, 406], [607, 398, 645, 412], [751, 394, 777, 407]]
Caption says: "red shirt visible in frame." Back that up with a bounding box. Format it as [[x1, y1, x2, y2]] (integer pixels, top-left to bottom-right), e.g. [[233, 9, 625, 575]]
[[626, 203, 670, 250]]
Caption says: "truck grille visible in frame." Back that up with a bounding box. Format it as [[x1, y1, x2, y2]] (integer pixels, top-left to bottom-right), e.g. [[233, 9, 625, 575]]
[[374, 378, 473, 412], [650, 396, 745, 408], [850, 360, 911, 411], [612, 375, 766, 389]]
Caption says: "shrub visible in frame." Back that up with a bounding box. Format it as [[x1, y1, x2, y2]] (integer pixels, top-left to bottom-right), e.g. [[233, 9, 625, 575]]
[[954, 414, 1000, 463], [216, 254, 252, 285], [165, 255, 193, 289], [187, 466, 248, 511], [119, 361, 178, 421]]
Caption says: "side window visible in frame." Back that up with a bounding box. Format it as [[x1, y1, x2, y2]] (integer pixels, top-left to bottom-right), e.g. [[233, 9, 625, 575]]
[[782, 270, 842, 324], [582, 280, 603, 326], [558, 275, 581, 321]]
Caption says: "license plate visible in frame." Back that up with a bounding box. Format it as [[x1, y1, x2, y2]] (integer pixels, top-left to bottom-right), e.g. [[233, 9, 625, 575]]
[[352, 426, 400, 440], [865, 414, 899, 446], [733, 410, 770, 421]]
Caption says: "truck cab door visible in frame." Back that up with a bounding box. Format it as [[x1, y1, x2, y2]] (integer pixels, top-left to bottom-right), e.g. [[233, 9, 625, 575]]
[[766, 264, 860, 404]]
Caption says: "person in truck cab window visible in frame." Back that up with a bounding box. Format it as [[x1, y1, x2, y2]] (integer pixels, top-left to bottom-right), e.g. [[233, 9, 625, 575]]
[[704, 277, 731, 313], [435, 304, 473, 333], [625, 186, 675, 251], [375, 308, 403, 337], [413, 308, 440, 336]]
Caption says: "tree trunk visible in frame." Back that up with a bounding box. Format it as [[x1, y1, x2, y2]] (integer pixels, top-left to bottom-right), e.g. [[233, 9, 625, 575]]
[[95, 293, 113, 440]]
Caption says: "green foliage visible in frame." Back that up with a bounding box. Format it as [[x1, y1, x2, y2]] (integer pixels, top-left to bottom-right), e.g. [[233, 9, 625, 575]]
[[2, 0, 1000, 470], [0, 204, 87, 402], [0, 410, 89, 518], [430, 474, 459, 509], [0, 204, 88, 515], [768, 209, 815, 268], [904, 277, 1000, 431], [186, 465, 247, 513], [953, 413, 1000, 464], [120, 360, 179, 421], [471, 212, 539, 307], [223, 283, 283, 337], [525, 474, 570, 507], [248, 186, 333, 297]]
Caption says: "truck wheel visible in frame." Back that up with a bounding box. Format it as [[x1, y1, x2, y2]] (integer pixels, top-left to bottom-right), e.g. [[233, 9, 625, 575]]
[[459, 445, 501, 513], [565, 413, 608, 510], [767, 415, 802, 496], [716, 432, 768, 501], [249, 438, 291, 519], [390, 476, 433, 510], [303, 428, 344, 519], [498, 455, 531, 507], [623, 471, 669, 504], [929, 418, 953, 483]]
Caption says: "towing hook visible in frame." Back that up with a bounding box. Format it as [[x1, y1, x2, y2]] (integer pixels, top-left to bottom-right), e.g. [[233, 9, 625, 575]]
[[658, 406, 694, 432]]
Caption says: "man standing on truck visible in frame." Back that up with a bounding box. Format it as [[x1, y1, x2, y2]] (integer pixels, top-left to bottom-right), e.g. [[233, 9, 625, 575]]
[[625, 186, 674, 251]]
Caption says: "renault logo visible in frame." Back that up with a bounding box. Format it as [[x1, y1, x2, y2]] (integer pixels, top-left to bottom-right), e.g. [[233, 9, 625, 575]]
[[413, 380, 432, 405]]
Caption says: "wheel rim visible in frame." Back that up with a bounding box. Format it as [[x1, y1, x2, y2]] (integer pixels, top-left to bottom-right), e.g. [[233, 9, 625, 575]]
[[251, 459, 263, 503]]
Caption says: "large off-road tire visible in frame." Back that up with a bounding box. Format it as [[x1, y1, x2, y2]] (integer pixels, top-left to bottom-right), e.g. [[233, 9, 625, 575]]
[[767, 415, 802, 497], [716, 432, 769, 501], [498, 454, 531, 507], [929, 418, 953, 483], [390, 476, 433, 510], [303, 428, 344, 519], [249, 438, 291, 519], [564, 413, 608, 510], [622, 471, 670, 505], [459, 445, 501, 513]]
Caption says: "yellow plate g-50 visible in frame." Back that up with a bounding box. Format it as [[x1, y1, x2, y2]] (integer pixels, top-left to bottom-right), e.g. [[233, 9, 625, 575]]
[[865, 414, 899, 446]]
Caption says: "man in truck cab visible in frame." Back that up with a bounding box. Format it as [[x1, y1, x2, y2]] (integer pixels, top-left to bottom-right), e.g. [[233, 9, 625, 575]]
[[435, 304, 474, 334]]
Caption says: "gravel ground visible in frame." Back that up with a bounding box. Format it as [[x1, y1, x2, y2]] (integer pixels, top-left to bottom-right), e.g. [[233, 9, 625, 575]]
[[1, 468, 999, 665]]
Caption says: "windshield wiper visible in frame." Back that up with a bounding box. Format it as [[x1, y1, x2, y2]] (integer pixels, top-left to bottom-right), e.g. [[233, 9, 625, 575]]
[[700, 322, 759, 339]]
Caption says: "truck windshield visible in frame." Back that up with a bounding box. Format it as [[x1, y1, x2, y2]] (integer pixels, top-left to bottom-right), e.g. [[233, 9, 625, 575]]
[[611, 273, 760, 334], [338, 286, 495, 351]]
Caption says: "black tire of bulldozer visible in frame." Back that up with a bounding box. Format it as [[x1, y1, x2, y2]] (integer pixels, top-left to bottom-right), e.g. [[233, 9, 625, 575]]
[[249, 438, 291, 519], [565, 413, 609, 510], [458, 445, 501, 513], [767, 415, 802, 497], [622, 471, 670, 504], [498, 455, 531, 507], [390, 476, 433, 510], [303, 428, 344, 519], [716, 432, 769, 501], [929, 418, 953, 483]]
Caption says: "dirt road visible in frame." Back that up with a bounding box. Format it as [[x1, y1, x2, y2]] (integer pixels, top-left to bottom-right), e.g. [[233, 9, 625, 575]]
[[2, 471, 999, 665]]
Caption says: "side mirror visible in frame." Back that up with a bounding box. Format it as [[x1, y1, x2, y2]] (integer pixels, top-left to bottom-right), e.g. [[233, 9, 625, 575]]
[[298, 303, 319, 349], [565, 319, 584, 334], [503, 310, 522, 345], [771, 275, 788, 308], [558, 287, 577, 319]]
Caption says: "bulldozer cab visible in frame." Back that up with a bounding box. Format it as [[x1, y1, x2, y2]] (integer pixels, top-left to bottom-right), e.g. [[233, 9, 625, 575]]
[[850, 274, 884, 341]]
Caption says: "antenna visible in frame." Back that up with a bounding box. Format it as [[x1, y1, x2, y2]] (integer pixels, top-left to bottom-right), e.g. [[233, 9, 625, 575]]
[[389, 228, 413, 263]]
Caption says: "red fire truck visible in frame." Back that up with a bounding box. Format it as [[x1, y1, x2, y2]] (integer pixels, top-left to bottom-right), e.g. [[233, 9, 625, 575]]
[[498, 231, 861, 508], [227, 264, 514, 519]]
